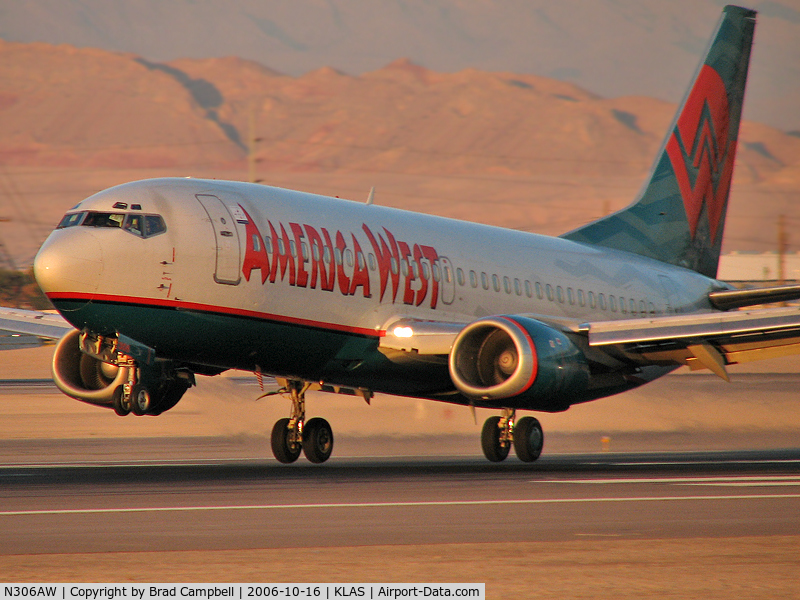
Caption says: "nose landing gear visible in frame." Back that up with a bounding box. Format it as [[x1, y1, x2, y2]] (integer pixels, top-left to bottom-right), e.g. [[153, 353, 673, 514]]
[[267, 379, 334, 464]]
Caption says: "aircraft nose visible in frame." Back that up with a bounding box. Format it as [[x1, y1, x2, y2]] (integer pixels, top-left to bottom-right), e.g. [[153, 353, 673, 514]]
[[34, 229, 104, 298]]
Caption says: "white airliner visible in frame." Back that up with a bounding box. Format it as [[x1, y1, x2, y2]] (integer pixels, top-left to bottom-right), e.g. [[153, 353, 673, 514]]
[[2, 5, 798, 464]]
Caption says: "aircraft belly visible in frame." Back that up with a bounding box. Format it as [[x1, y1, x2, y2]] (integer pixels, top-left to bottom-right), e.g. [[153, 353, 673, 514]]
[[48, 295, 456, 396]]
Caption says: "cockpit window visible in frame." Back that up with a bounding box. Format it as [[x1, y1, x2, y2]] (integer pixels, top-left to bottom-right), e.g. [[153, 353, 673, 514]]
[[119, 213, 167, 238], [144, 215, 167, 237], [82, 212, 125, 228], [56, 210, 167, 238], [57, 212, 86, 228], [123, 214, 144, 237]]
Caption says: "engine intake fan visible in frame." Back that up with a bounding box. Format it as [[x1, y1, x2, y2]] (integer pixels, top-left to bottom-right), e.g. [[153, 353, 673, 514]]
[[448, 315, 589, 410], [52, 329, 131, 406]]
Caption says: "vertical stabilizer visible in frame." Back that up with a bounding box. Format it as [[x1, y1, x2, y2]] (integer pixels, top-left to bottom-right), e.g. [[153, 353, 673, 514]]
[[562, 5, 756, 278]]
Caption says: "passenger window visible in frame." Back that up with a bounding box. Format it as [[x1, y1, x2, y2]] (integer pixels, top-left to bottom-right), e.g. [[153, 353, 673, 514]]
[[357, 252, 365, 270], [599, 293, 606, 310], [334, 247, 342, 265], [390, 257, 398, 274], [470, 271, 478, 288], [536, 282, 543, 300], [252, 234, 261, 252], [301, 242, 309, 260], [514, 279, 521, 296], [567, 288, 575, 305], [525, 281, 532, 298], [433, 263, 441, 282], [265, 236, 273, 254], [588, 291, 596, 308], [639, 300, 646, 314], [620, 297, 627, 313], [557, 286, 564, 303], [290, 240, 297, 258], [546, 284, 554, 301], [401, 260, 409, 277], [457, 268, 465, 286], [422, 261, 430, 280], [492, 274, 500, 292], [578, 289, 585, 307], [630, 299, 637, 314], [312, 244, 320, 262], [610, 295, 617, 312], [368, 253, 377, 271], [481, 272, 489, 290], [345, 249, 353, 267], [503, 276, 511, 294]]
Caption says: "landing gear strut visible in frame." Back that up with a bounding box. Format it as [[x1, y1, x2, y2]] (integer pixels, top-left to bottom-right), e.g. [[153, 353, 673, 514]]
[[269, 380, 334, 464], [481, 409, 543, 463]]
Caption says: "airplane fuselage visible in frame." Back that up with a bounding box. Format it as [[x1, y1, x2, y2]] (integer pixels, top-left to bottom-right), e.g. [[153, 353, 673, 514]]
[[35, 177, 722, 410]]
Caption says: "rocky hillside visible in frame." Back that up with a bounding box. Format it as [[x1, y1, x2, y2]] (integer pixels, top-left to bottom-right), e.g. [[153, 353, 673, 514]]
[[0, 40, 798, 267]]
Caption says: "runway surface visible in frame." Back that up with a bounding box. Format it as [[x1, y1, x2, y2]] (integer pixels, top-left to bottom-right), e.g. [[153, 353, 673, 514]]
[[2, 445, 800, 556]]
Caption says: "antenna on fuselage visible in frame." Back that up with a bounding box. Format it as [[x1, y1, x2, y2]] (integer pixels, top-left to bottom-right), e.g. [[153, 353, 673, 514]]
[[365, 186, 375, 205]]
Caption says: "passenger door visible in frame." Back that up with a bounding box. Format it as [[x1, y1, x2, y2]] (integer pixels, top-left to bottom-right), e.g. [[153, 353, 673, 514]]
[[196, 194, 241, 285]]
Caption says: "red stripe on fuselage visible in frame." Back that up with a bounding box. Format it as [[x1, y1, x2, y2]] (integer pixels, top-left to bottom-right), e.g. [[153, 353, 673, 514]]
[[46, 292, 384, 338]]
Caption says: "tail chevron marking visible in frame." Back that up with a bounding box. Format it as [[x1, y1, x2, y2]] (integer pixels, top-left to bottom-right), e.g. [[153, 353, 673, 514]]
[[666, 65, 735, 243], [562, 6, 756, 279]]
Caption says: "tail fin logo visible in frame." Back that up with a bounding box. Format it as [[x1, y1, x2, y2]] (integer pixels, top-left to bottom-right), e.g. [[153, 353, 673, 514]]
[[666, 65, 736, 243]]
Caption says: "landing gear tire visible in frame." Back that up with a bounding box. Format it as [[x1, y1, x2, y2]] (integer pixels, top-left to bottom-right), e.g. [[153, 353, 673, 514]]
[[130, 384, 152, 416], [302, 417, 334, 464], [271, 417, 301, 464], [111, 385, 130, 416], [481, 416, 510, 462], [513, 416, 544, 462]]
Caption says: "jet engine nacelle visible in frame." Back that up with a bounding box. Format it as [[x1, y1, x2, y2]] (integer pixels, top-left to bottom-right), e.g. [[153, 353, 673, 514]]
[[52, 329, 130, 406], [448, 315, 589, 411]]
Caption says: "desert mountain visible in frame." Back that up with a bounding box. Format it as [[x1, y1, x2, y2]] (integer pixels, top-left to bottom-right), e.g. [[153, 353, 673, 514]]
[[0, 40, 798, 268], [2, 0, 799, 131]]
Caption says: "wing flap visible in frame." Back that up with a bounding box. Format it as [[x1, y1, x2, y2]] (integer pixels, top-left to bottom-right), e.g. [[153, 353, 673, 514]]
[[583, 307, 800, 346], [583, 307, 800, 377]]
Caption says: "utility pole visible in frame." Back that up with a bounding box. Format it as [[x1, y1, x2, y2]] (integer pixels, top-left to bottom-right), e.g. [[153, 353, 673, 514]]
[[247, 106, 262, 184], [777, 213, 788, 284]]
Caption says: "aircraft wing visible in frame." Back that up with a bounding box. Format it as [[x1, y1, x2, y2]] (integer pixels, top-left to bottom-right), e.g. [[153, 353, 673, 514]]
[[380, 306, 800, 383], [580, 306, 800, 380], [0, 307, 73, 350], [379, 313, 581, 355]]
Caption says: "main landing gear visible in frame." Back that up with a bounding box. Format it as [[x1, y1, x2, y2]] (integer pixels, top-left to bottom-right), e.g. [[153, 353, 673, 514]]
[[481, 409, 543, 463], [269, 380, 334, 464]]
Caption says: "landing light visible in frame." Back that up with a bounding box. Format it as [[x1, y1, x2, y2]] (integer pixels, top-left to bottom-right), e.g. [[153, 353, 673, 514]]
[[393, 326, 414, 338]]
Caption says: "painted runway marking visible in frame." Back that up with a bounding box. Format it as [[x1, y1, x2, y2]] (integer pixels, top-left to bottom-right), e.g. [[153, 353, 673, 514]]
[[2, 493, 800, 517], [541, 476, 800, 486], [600, 460, 800, 466]]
